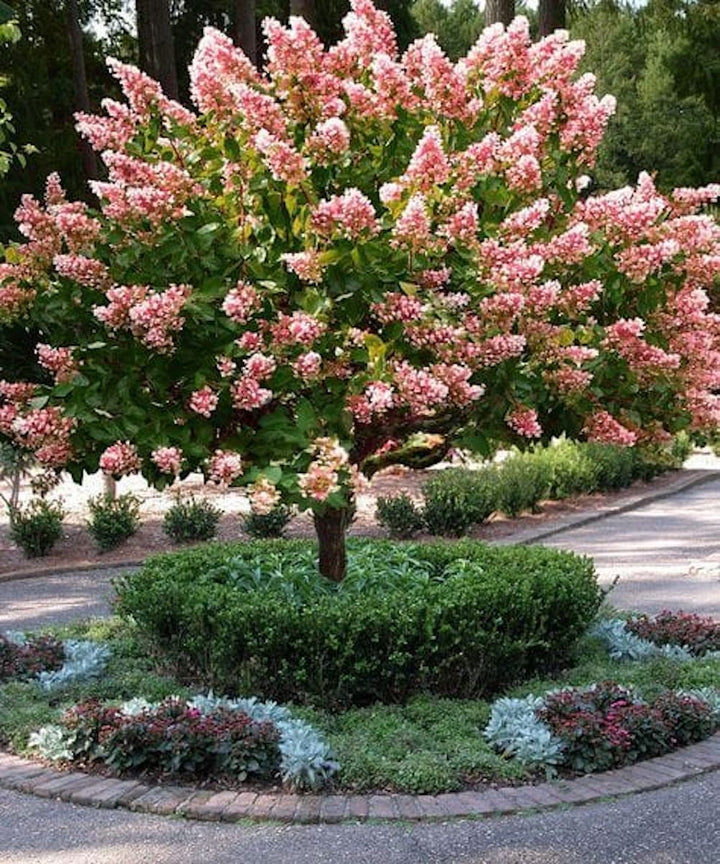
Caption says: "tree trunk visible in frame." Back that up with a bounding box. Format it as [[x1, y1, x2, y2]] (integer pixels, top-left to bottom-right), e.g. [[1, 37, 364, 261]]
[[290, 0, 316, 29], [136, 0, 179, 100], [538, 0, 566, 37], [233, 0, 257, 67], [485, 0, 515, 27], [65, 0, 98, 182], [313, 507, 352, 582]]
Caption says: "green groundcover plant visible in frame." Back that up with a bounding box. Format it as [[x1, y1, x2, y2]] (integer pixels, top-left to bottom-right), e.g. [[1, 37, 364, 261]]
[[3, 612, 718, 795]]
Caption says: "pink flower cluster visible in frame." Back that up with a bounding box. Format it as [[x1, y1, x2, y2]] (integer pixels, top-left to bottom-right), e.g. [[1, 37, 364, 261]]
[[248, 477, 281, 515], [507, 406, 542, 438], [270, 312, 326, 347], [311, 189, 380, 239], [94, 284, 191, 353], [99, 441, 141, 476], [151, 446, 183, 475], [208, 449, 243, 485], [293, 351, 322, 381], [281, 251, 325, 283], [297, 436, 349, 503], [583, 411, 637, 447], [36, 344, 78, 384], [128, 284, 192, 353], [231, 376, 273, 411], [188, 386, 219, 418], [347, 380, 395, 424], [222, 281, 260, 324]]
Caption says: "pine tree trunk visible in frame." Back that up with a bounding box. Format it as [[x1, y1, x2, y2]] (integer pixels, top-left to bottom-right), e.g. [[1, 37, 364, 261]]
[[136, 0, 179, 100], [234, 0, 257, 67], [485, 0, 515, 27], [313, 507, 351, 582], [290, 0, 316, 28], [538, 0, 566, 37], [65, 0, 98, 183]]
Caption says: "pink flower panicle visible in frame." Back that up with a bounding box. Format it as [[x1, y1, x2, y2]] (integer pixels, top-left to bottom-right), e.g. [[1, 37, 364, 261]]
[[311, 189, 380, 239], [391, 194, 434, 251], [36, 344, 78, 384], [583, 411, 637, 447], [297, 436, 350, 503], [188, 386, 219, 418], [507, 406, 542, 438], [248, 477, 281, 515], [231, 376, 273, 411], [253, 130, 308, 186], [222, 281, 260, 324], [127, 284, 192, 353], [281, 251, 325, 283], [271, 312, 327, 347], [99, 441, 141, 477], [306, 117, 351, 162], [151, 446, 183, 475], [402, 126, 450, 191], [244, 353, 276, 381], [293, 351, 323, 380], [208, 449, 243, 485], [53, 255, 109, 289]]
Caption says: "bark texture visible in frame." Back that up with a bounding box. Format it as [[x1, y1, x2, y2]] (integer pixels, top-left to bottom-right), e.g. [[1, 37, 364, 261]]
[[136, 0, 179, 100], [65, 0, 98, 182], [313, 507, 352, 582], [485, 0, 515, 27], [538, 0, 566, 37]]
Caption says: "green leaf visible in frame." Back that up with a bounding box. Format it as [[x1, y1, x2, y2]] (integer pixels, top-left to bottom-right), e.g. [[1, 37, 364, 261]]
[[296, 400, 317, 435]]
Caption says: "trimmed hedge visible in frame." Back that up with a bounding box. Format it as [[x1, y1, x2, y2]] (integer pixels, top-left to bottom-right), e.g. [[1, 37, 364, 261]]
[[377, 437, 693, 538], [115, 539, 601, 709]]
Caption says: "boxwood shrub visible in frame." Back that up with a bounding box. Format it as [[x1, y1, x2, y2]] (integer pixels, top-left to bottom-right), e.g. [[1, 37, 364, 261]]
[[115, 540, 601, 710]]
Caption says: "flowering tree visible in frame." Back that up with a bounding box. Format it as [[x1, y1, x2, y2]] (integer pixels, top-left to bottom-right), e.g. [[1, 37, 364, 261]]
[[1, 1, 719, 581]]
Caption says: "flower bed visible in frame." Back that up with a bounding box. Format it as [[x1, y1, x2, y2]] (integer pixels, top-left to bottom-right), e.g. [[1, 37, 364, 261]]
[[485, 682, 720, 774], [29, 694, 338, 790], [0, 631, 110, 690]]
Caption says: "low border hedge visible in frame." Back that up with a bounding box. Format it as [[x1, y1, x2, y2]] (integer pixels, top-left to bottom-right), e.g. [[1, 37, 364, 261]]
[[115, 539, 601, 709]]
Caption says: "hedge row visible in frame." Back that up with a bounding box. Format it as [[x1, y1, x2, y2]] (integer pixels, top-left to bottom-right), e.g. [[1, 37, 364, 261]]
[[378, 437, 692, 538], [115, 539, 601, 709]]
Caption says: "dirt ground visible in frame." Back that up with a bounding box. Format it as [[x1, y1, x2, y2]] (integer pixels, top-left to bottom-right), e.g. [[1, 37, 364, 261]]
[[0, 462, 690, 577]]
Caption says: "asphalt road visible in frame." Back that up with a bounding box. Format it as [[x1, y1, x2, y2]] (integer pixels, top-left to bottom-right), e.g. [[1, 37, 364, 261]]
[[540, 475, 720, 617]]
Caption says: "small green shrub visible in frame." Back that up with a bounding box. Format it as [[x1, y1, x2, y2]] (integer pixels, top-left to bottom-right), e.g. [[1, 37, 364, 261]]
[[375, 493, 424, 539], [538, 440, 600, 499], [242, 504, 293, 539], [496, 452, 551, 517], [422, 468, 499, 536], [115, 539, 601, 708], [87, 493, 140, 552], [162, 494, 222, 542], [585, 444, 636, 491], [8, 498, 64, 557]]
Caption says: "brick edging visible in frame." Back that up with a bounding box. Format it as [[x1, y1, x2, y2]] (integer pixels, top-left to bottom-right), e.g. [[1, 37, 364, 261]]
[[1, 734, 718, 824]]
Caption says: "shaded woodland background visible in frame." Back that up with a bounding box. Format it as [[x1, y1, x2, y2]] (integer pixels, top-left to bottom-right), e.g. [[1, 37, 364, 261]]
[[0, 0, 718, 242]]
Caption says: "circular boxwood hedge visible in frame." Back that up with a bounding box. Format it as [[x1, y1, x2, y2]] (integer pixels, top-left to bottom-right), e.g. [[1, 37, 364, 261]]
[[115, 539, 601, 709]]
